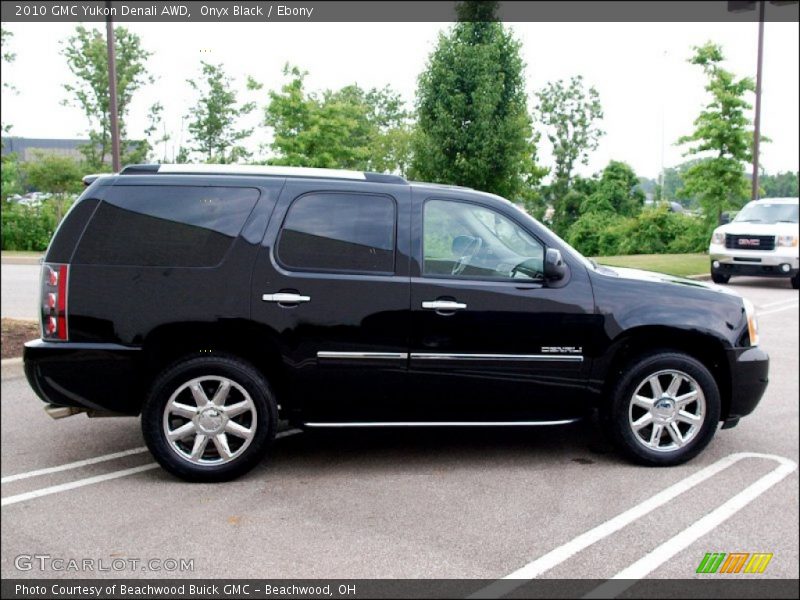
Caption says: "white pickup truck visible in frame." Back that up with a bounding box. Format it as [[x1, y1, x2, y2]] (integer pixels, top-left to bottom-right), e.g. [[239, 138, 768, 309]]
[[709, 197, 799, 288]]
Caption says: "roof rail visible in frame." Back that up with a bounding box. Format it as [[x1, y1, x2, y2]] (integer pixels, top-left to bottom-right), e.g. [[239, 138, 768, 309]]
[[119, 164, 407, 184], [409, 180, 474, 191]]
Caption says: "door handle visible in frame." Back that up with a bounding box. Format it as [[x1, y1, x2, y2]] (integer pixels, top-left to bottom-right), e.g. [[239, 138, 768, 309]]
[[422, 300, 467, 311], [262, 293, 311, 304]]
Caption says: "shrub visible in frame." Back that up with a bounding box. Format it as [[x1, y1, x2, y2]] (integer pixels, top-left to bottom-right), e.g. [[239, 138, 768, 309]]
[[1, 197, 75, 251]]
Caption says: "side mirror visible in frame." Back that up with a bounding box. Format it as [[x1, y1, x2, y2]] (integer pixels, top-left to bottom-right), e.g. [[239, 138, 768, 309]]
[[719, 213, 731, 225], [544, 248, 567, 282]]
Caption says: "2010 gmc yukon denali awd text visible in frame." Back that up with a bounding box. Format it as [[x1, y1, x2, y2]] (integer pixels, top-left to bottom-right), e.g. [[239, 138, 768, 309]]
[[24, 164, 769, 482]]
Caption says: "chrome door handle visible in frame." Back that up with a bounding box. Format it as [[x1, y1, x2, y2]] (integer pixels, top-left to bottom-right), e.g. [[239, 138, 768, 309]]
[[262, 293, 311, 303], [422, 300, 467, 311]]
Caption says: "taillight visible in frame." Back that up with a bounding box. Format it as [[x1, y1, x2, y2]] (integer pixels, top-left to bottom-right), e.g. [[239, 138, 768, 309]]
[[41, 263, 69, 341]]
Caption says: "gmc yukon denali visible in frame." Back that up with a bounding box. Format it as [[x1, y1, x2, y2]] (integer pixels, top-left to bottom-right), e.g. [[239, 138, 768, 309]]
[[24, 164, 769, 481]]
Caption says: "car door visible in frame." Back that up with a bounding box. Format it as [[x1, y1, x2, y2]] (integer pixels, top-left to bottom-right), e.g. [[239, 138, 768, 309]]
[[408, 192, 596, 422], [250, 179, 411, 423]]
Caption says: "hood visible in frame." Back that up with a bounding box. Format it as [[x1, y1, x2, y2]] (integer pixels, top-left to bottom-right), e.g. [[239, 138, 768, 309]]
[[716, 221, 799, 236], [599, 266, 741, 297]]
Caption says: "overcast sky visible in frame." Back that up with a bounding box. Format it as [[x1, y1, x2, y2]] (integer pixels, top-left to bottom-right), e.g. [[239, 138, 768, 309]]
[[1, 19, 798, 180]]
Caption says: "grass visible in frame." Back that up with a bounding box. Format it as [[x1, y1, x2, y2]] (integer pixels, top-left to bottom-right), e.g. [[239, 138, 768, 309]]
[[592, 253, 709, 278]]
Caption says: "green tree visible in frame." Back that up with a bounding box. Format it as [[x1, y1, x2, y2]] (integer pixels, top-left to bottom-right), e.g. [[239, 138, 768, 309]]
[[61, 25, 154, 169], [412, 1, 536, 198], [23, 152, 84, 223], [535, 75, 604, 197], [580, 161, 644, 217], [760, 171, 798, 198], [264, 66, 413, 174], [677, 42, 755, 224], [1, 153, 24, 200], [1, 27, 17, 134], [184, 62, 255, 163]]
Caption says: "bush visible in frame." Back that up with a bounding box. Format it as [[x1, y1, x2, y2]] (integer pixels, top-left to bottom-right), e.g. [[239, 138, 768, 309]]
[[1, 197, 75, 251], [566, 206, 712, 256]]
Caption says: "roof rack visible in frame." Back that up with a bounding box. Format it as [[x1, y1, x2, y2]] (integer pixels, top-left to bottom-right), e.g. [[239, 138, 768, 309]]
[[408, 180, 474, 191], [119, 164, 407, 184]]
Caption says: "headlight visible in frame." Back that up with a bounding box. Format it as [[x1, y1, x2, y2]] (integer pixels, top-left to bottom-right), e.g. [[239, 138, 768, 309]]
[[711, 230, 725, 245], [743, 298, 759, 346], [776, 235, 798, 247]]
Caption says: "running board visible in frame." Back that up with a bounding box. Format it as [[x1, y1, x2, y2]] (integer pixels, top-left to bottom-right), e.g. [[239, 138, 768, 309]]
[[302, 419, 582, 428]]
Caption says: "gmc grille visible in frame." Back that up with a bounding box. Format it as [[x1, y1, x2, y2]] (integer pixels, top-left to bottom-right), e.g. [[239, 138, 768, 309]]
[[725, 234, 775, 251]]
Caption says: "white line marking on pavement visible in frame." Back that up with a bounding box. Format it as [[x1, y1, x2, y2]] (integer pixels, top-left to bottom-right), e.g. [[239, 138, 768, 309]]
[[584, 453, 797, 599], [1, 429, 303, 507], [1, 463, 160, 506], [1, 447, 149, 484], [471, 452, 797, 599], [760, 297, 800, 309], [759, 303, 798, 317]]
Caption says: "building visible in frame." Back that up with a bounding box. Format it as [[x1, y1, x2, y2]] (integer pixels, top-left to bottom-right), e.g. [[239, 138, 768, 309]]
[[1, 137, 90, 161]]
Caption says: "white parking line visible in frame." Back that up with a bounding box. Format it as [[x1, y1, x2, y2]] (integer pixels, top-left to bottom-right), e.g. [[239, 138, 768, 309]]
[[471, 452, 797, 599], [1, 447, 149, 484], [759, 303, 799, 317], [584, 454, 797, 598], [0, 429, 303, 507], [760, 297, 800, 309], [1, 463, 160, 506]]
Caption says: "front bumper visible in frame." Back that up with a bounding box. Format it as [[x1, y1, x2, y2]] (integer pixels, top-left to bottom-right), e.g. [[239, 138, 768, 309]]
[[24, 339, 144, 415], [724, 346, 769, 422], [710, 243, 799, 278]]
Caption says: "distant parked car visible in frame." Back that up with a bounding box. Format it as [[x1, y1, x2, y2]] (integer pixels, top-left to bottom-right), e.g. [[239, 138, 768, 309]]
[[709, 197, 799, 288]]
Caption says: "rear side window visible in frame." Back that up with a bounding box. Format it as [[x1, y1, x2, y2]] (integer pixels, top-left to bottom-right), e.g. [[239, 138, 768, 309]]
[[277, 192, 396, 274], [74, 186, 259, 267]]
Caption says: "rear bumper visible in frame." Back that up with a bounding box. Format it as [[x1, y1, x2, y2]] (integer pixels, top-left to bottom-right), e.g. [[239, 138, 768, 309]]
[[23, 339, 143, 415], [724, 346, 769, 421]]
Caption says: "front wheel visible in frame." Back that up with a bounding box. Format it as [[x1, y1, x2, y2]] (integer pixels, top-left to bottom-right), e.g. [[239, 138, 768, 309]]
[[711, 272, 730, 284], [142, 355, 277, 482], [604, 352, 721, 466]]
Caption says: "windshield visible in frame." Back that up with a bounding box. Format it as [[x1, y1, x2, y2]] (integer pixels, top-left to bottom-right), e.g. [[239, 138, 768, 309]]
[[734, 202, 799, 224]]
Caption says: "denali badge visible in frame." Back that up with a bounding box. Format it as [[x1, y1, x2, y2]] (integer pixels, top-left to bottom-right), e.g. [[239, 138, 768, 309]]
[[541, 346, 583, 354], [738, 238, 760, 246]]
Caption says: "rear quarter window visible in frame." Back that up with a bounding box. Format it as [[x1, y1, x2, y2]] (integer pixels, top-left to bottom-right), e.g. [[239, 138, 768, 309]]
[[73, 185, 259, 267]]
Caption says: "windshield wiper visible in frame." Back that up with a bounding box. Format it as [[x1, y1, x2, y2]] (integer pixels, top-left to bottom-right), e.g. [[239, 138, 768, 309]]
[[776, 220, 798, 223], [736, 219, 762, 222]]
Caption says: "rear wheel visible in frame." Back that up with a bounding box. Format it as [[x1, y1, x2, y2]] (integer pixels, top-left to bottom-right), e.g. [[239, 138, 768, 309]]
[[142, 355, 277, 482], [604, 352, 720, 466], [711, 272, 730, 284]]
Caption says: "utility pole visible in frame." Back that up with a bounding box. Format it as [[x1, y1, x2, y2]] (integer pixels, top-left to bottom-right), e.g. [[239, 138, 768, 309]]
[[750, 0, 766, 200], [106, 1, 121, 172]]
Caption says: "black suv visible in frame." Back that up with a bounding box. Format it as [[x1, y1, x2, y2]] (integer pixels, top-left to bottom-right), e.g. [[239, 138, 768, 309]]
[[24, 164, 769, 481]]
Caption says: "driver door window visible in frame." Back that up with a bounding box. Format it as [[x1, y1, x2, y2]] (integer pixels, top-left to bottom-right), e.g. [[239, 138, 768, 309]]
[[423, 200, 544, 281]]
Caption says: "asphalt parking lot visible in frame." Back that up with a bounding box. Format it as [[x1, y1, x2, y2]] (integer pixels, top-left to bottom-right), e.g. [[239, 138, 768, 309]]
[[1, 277, 797, 584]]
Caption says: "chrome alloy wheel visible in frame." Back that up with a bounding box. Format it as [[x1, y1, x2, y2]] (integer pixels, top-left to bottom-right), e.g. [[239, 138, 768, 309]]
[[628, 369, 706, 453], [162, 376, 257, 465]]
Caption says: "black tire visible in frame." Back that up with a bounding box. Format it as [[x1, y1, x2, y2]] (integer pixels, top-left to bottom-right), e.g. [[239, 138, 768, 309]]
[[603, 351, 721, 467], [711, 272, 730, 284], [141, 355, 277, 482], [792, 272, 799, 290]]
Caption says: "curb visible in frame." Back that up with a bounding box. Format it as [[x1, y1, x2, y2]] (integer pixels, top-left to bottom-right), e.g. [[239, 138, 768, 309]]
[[687, 274, 712, 281], [1, 256, 43, 265], [1, 357, 25, 380]]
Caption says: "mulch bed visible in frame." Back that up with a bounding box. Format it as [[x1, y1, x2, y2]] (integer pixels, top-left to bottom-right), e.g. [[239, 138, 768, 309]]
[[1, 318, 39, 359]]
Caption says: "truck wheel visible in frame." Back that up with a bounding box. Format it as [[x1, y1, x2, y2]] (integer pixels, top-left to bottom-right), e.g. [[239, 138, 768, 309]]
[[711, 272, 730, 284], [792, 272, 799, 289], [141, 355, 277, 482], [604, 352, 720, 466]]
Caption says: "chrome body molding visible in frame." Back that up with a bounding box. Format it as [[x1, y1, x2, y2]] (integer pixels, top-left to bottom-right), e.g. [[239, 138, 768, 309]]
[[317, 351, 408, 360], [316, 351, 583, 362], [410, 353, 584, 362], [303, 419, 582, 428]]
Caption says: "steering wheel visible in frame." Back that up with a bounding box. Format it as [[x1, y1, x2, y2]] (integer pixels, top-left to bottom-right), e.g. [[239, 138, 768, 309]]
[[451, 237, 483, 276]]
